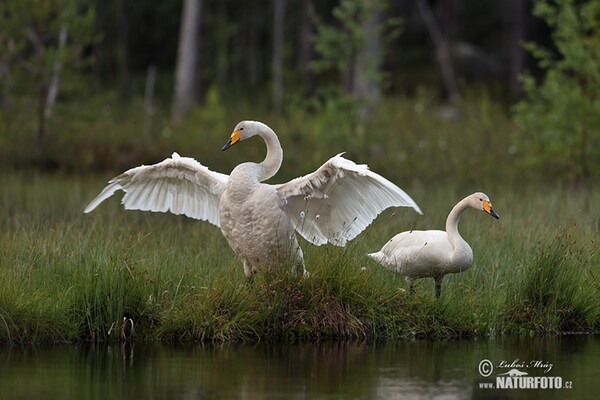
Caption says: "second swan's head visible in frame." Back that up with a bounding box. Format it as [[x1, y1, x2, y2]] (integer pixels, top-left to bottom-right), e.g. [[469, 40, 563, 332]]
[[470, 192, 500, 219], [222, 120, 271, 151]]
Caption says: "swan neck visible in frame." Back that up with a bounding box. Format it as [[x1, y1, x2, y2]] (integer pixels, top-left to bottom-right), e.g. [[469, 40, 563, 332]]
[[258, 126, 283, 181], [445, 197, 470, 246]]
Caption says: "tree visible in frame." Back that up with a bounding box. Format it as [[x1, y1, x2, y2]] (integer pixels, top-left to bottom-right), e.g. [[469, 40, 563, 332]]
[[504, 0, 526, 97], [299, 0, 316, 97], [352, 2, 383, 109], [513, 0, 600, 180], [416, 0, 460, 104], [0, 0, 95, 159], [116, 0, 132, 99], [172, 0, 202, 121], [312, 0, 394, 115], [272, 0, 286, 113]]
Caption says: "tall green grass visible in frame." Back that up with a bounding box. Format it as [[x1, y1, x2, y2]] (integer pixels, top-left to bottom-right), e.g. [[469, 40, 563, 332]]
[[1, 172, 598, 344]]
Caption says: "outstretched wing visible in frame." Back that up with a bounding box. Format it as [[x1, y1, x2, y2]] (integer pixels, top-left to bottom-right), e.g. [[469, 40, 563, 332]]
[[84, 152, 228, 227], [275, 154, 422, 246]]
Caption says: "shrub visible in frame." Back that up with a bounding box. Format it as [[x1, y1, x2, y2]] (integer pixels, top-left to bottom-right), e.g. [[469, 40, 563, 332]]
[[513, 0, 600, 181]]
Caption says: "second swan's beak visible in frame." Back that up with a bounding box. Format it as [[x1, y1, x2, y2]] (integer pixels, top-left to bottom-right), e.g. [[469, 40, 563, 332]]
[[222, 129, 242, 151], [483, 201, 500, 219]]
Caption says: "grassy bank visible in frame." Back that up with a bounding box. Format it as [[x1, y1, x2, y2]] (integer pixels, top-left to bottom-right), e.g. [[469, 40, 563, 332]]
[[1, 172, 598, 344]]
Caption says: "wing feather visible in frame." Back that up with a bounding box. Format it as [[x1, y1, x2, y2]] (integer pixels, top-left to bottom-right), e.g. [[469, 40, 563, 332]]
[[84, 153, 228, 227], [275, 154, 422, 246]]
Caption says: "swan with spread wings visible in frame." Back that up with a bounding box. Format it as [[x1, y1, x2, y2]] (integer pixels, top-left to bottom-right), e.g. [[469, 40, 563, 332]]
[[85, 121, 422, 279]]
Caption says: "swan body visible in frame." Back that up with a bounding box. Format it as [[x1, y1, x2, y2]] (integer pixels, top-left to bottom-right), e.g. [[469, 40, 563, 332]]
[[367, 192, 499, 297], [85, 120, 422, 279]]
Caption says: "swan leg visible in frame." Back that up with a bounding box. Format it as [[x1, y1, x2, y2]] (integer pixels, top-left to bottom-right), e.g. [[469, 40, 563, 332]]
[[291, 260, 309, 278], [298, 255, 308, 278], [291, 244, 307, 278], [434, 277, 443, 298], [405, 277, 415, 295], [243, 261, 256, 285]]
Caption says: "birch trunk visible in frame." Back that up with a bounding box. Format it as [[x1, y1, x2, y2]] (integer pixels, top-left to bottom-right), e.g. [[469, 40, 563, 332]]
[[173, 0, 202, 121]]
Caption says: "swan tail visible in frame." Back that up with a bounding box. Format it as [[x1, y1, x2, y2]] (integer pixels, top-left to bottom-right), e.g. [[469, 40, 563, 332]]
[[367, 251, 386, 265]]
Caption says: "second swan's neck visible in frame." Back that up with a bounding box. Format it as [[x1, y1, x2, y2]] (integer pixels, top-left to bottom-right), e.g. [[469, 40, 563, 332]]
[[445, 196, 474, 271], [445, 197, 471, 249], [257, 125, 283, 182]]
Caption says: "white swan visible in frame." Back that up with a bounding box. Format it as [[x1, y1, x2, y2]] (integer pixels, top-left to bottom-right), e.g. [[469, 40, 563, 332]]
[[367, 192, 498, 298], [85, 120, 422, 279]]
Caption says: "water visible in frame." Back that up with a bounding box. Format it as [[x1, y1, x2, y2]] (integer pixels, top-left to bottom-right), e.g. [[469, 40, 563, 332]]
[[1, 335, 598, 399]]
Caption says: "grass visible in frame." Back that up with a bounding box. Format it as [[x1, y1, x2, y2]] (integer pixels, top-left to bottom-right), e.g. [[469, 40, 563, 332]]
[[1, 171, 598, 344]]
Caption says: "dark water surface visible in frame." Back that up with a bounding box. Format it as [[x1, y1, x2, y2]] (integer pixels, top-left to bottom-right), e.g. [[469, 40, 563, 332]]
[[1, 334, 598, 399]]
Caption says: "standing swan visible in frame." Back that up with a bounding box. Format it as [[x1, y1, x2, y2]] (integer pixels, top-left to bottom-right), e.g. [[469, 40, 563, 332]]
[[367, 192, 499, 298], [85, 121, 422, 280]]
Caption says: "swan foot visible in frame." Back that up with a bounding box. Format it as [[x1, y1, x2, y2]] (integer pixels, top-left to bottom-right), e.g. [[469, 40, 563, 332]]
[[435, 281, 442, 298], [292, 264, 309, 278], [243, 262, 256, 286]]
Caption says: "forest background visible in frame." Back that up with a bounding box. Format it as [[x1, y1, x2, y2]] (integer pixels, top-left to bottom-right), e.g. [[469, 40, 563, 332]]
[[1, 0, 598, 185]]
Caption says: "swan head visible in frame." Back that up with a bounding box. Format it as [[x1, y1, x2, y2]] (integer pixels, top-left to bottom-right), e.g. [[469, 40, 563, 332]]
[[471, 192, 499, 219], [222, 120, 270, 151]]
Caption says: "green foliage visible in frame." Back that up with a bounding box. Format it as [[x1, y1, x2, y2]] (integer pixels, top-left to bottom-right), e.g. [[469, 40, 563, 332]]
[[311, 0, 401, 100], [0, 0, 97, 154], [513, 0, 600, 180], [312, 0, 375, 75], [281, 89, 518, 185], [0, 0, 96, 88], [1, 90, 520, 186]]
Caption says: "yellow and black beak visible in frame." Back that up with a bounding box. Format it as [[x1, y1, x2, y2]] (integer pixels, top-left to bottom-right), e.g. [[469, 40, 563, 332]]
[[483, 201, 499, 219], [222, 129, 241, 151]]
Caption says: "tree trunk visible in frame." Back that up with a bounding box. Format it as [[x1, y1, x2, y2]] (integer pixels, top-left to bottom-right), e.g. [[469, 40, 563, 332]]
[[144, 65, 156, 137], [441, 0, 457, 49], [299, 0, 315, 97], [416, 0, 460, 104], [272, 0, 286, 113], [215, 2, 228, 90], [27, 26, 47, 159], [37, 81, 47, 159], [92, 1, 103, 93], [44, 25, 68, 119], [505, 0, 525, 97], [173, 0, 202, 121], [352, 4, 383, 115], [248, 4, 260, 87], [117, 0, 132, 99]]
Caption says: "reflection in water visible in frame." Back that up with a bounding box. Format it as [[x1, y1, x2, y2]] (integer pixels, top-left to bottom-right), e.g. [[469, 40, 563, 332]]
[[0, 335, 598, 399]]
